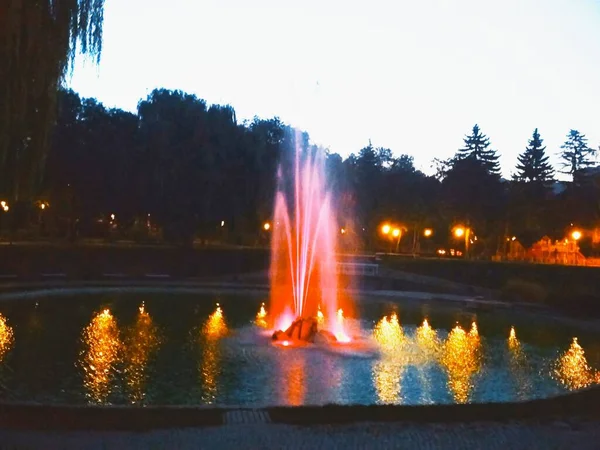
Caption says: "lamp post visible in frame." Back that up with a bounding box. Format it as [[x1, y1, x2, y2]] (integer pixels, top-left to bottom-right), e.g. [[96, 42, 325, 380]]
[[453, 225, 471, 258]]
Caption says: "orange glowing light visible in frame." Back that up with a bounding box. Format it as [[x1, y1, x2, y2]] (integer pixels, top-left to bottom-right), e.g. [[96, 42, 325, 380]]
[[453, 227, 465, 238], [392, 228, 401, 238], [123, 303, 160, 404], [571, 230, 582, 241], [255, 302, 268, 328], [423, 228, 433, 237], [0, 313, 14, 362], [263, 222, 271, 231], [441, 323, 482, 403], [340, 228, 346, 234], [203, 304, 228, 339], [79, 309, 122, 404], [381, 224, 391, 235], [317, 306, 324, 326], [552, 337, 600, 390]]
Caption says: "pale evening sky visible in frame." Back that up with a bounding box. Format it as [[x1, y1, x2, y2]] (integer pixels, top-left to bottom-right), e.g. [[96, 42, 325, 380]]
[[68, 0, 600, 177]]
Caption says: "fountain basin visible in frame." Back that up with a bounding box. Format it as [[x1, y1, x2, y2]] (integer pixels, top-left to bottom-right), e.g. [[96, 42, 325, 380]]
[[0, 286, 599, 408]]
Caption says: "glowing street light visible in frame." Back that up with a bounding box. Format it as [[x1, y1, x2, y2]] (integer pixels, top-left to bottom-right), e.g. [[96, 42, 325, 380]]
[[381, 224, 391, 235], [340, 228, 346, 235], [392, 228, 401, 237], [453, 227, 465, 238], [263, 222, 271, 231], [423, 228, 433, 237], [452, 225, 472, 258], [220, 220, 225, 227], [571, 230, 582, 241]]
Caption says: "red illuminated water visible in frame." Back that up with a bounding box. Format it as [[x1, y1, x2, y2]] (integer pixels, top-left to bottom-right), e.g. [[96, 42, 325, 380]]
[[269, 134, 351, 338]]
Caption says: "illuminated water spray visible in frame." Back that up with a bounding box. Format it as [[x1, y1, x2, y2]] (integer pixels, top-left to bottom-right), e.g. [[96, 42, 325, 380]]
[[269, 133, 347, 338]]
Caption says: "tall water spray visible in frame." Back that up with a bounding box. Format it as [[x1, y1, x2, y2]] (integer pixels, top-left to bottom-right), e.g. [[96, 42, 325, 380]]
[[269, 133, 347, 337]]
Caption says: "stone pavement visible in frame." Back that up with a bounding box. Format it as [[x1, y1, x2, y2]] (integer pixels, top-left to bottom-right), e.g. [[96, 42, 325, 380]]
[[1, 419, 599, 449]]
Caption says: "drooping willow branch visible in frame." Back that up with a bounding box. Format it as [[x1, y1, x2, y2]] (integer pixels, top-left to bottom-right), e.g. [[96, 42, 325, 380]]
[[0, 0, 105, 201]]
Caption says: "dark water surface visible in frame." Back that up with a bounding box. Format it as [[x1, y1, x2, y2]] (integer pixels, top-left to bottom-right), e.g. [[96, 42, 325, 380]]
[[0, 288, 599, 407]]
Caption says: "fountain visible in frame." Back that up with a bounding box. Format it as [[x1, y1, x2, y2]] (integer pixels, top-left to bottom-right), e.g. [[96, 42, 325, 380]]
[[268, 132, 352, 345]]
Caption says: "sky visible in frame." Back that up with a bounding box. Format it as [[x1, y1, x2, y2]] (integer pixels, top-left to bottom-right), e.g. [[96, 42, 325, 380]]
[[68, 0, 600, 178]]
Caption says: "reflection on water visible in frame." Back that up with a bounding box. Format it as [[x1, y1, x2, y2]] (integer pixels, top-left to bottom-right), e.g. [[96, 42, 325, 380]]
[[507, 326, 531, 399], [415, 319, 442, 363], [373, 357, 405, 404], [123, 303, 160, 404], [372, 313, 407, 404], [255, 302, 268, 328], [0, 313, 14, 362], [552, 337, 600, 390], [441, 323, 482, 404], [284, 356, 306, 406], [79, 309, 122, 404], [373, 313, 404, 353], [200, 304, 228, 404]]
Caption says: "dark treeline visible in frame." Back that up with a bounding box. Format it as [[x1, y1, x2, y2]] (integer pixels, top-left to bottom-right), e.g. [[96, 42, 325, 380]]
[[4, 87, 600, 256]]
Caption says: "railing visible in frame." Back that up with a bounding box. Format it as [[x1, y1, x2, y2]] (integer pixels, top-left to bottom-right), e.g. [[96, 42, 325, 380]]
[[336, 262, 379, 276]]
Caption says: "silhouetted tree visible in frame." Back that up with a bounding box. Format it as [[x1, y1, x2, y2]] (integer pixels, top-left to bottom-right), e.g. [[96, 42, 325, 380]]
[[559, 130, 596, 179], [514, 128, 554, 182], [456, 124, 501, 176]]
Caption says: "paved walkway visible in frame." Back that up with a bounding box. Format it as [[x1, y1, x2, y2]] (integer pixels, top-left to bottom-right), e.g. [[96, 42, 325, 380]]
[[1, 419, 599, 449]]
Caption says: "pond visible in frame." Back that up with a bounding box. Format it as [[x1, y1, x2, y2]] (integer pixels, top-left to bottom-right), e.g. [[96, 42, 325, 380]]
[[0, 287, 598, 407]]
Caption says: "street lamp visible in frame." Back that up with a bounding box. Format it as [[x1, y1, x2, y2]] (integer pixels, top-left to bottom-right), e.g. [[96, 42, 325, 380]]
[[340, 227, 346, 235], [423, 228, 433, 237], [452, 225, 471, 258], [263, 222, 271, 231], [453, 227, 465, 238], [381, 224, 391, 235], [571, 230, 582, 241]]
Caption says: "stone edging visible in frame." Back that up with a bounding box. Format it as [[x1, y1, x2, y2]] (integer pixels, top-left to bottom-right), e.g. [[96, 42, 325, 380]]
[[2, 385, 600, 431]]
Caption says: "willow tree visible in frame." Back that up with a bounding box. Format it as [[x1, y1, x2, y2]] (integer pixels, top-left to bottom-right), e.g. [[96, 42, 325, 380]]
[[0, 0, 105, 202]]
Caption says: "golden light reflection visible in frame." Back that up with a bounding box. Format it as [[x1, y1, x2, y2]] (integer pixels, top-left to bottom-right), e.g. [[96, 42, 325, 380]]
[[506, 326, 530, 399], [441, 323, 482, 404], [199, 304, 229, 404], [255, 302, 268, 328], [415, 319, 442, 362], [80, 309, 122, 404], [552, 338, 600, 390], [373, 313, 404, 353], [372, 313, 407, 404], [373, 358, 404, 404], [507, 326, 524, 360], [123, 303, 160, 404], [0, 313, 14, 362], [203, 304, 228, 339]]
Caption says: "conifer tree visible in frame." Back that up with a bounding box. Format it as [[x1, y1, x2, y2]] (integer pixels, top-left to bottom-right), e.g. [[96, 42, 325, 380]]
[[456, 124, 501, 175], [514, 128, 554, 182]]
